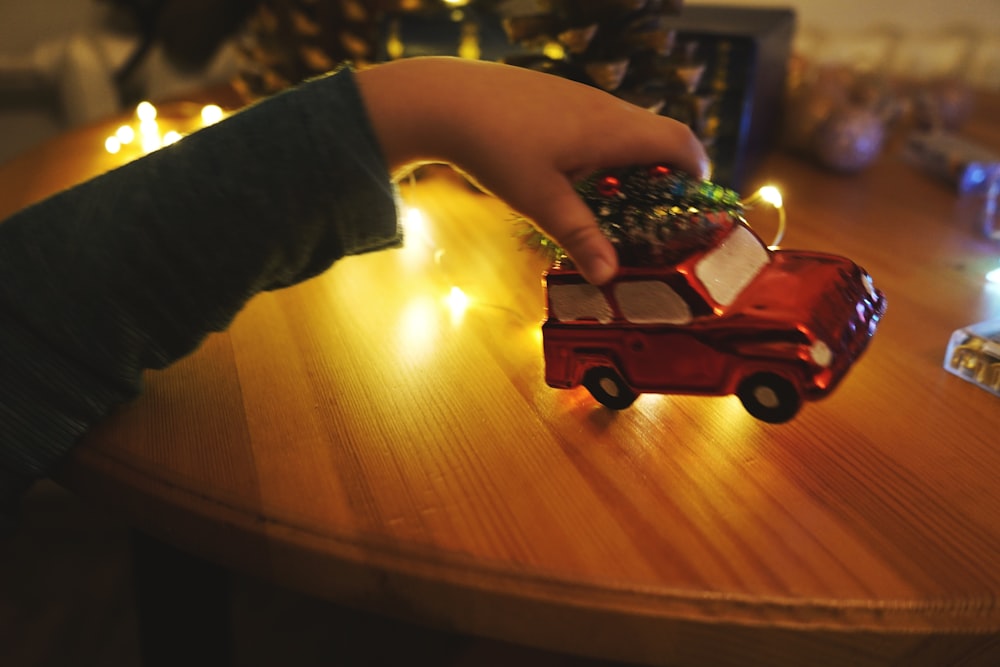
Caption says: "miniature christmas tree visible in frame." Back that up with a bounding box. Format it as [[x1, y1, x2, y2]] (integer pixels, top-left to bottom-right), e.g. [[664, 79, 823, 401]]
[[518, 165, 744, 268]]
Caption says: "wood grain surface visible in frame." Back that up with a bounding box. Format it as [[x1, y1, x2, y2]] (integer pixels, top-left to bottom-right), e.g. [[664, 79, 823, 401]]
[[3, 94, 999, 667]]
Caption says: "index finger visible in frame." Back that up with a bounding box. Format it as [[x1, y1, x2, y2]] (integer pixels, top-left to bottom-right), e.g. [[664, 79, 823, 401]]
[[564, 103, 711, 181]]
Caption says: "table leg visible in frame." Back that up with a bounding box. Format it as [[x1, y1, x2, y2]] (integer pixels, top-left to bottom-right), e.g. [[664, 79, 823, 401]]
[[130, 530, 234, 667]]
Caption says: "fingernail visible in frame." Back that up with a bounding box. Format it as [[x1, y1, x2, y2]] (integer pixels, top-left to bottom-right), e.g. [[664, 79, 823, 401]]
[[588, 256, 615, 285]]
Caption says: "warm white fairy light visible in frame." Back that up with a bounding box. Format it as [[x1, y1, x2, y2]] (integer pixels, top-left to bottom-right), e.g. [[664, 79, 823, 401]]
[[444, 286, 470, 325], [135, 101, 161, 152], [104, 100, 229, 157], [757, 185, 783, 208], [136, 101, 157, 122], [115, 125, 135, 144], [743, 184, 787, 248], [139, 120, 161, 153], [201, 104, 224, 126], [162, 130, 183, 146], [445, 286, 469, 312], [403, 205, 443, 251], [543, 41, 566, 60], [403, 206, 425, 235]]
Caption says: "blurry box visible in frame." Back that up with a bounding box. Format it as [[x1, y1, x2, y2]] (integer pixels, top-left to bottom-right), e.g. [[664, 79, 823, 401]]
[[667, 5, 796, 189]]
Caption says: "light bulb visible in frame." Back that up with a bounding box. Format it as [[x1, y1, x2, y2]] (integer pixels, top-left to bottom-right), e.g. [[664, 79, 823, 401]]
[[744, 185, 787, 248], [201, 104, 224, 126], [758, 185, 783, 208], [115, 125, 135, 144], [403, 207, 425, 235], [136, 101, 157, 122], [445, 286, 469, 324]]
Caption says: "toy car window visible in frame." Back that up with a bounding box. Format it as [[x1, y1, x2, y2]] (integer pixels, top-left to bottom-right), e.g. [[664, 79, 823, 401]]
[[549, 283, 613, 323], [694, 224, 769, 306], [615, 281, 692, 324]]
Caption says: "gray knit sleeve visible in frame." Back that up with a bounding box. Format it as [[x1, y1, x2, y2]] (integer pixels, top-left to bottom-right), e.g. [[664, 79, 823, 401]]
[[0, 67, 400, 500]]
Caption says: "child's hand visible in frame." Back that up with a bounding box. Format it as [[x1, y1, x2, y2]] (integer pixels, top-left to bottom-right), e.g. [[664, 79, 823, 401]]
[[357, 57, 709, 285]]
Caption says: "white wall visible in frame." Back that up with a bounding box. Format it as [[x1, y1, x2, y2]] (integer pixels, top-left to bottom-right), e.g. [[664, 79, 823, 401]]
[[0, 0, 99, 52], [689, 0, 998, 32], [688, 0, 1000, 86], [0, 0, 101, 164]]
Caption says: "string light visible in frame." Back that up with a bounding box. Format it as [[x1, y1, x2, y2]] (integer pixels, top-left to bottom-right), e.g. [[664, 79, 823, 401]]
[[400, 205, 439, 262], [139, 116, 161, 153], [757, 185, 783, 208], [135, 101, 157, 122], [162, 130, 183, 146], [103, 102, 230, 157], [458, 21, 480, 59], [397, 197, 476, 325], [402, 206, 425, 235], [742, 184, 787, 248], [543, 42, 566, 60], [445, 286, 469, 311], [444, 286, 470, 323], [200, 104, 224, 126], [115, 125, 135, 144]]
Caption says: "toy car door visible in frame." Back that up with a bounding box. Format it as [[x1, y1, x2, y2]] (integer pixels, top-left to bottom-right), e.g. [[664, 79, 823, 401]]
[[610, 280, 725, 392]]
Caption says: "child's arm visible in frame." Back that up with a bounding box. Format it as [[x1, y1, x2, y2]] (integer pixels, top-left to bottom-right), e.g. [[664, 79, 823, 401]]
[[0, 57, 707, 512]]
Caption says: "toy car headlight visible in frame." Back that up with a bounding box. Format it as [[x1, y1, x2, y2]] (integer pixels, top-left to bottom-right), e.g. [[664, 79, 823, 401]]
[[809, 340, 833, 367]]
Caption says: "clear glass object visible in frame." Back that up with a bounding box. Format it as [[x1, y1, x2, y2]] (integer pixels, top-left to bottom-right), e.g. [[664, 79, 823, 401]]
[[945, 319, 1000, 397], [903, 132, 1000, 241]]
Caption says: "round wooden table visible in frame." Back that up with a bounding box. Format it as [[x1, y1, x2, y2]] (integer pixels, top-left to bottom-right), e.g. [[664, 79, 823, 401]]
[[2, 96, 999, 667]]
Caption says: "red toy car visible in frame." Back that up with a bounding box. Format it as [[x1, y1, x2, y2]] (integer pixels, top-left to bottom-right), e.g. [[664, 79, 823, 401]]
[[541, 167, 886, 423]]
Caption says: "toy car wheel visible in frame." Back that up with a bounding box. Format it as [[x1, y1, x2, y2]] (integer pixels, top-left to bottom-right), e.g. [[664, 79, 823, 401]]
[[583, 367, 638, 410], [737, 373, 801, 423]]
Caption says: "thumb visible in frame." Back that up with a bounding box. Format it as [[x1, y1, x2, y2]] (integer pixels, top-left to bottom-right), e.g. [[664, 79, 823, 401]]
[[523, 181, 618, 285]]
